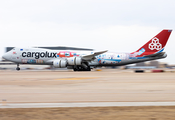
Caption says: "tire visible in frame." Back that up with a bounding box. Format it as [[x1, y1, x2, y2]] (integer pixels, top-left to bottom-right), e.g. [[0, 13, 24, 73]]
[[73, 68, 78, 71], [86, 67, 91, 71], [16, 67, 20, 71]]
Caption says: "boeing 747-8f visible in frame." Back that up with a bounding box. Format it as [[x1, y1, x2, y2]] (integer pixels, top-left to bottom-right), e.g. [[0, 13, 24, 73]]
[[2, 29, 172, 71]]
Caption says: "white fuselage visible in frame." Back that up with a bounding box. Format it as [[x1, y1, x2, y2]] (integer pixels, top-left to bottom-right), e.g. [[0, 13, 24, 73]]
[[2, 47, 166, 69]]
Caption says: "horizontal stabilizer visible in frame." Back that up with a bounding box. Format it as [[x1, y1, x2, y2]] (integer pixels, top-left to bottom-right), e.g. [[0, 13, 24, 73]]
[[143, 52, 166, 58]]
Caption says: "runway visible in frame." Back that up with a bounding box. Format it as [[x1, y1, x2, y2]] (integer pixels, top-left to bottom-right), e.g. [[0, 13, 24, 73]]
[[0, 70, 175, 104], [1, 102, 175, 108], [1, 70, 175, 120]]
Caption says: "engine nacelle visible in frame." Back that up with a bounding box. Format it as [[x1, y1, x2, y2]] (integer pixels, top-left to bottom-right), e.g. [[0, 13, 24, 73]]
[[53, 60, 67, 68], [67, 57, 82, 65]]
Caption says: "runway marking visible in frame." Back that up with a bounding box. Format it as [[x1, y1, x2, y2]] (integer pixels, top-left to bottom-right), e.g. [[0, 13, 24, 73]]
[[1, 102, 175, 108], [55, 77, 98, 80]]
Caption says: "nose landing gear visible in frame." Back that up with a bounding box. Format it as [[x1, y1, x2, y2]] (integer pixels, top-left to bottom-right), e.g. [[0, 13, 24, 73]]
[[16, 64, 20, 71]]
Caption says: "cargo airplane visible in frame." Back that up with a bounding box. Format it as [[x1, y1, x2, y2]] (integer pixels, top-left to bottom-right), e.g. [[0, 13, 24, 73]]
[[2, 29, 172, 71]]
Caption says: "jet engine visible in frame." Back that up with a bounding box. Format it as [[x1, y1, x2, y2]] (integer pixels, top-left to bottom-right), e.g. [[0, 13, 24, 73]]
[[67, 57, 82, 65], [53, 60, 67, 68]]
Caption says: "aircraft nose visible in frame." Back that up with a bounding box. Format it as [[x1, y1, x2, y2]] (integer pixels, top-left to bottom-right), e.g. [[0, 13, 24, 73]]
[[2, 53, 9, 60]]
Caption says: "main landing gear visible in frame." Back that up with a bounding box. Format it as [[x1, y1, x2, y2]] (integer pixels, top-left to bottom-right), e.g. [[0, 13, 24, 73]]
[[16, 64, 20, 71], [73, 66, 91, 71]]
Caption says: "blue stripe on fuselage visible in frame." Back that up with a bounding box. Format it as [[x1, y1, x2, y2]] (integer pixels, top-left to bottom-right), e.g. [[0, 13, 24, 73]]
[[98, 59, 122, 62], [156, 48, 164, 53], [129, 57, 147, 59]]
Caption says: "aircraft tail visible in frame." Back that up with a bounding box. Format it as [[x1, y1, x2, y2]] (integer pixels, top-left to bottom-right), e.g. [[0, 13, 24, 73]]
[[132, 29, 172, 57]]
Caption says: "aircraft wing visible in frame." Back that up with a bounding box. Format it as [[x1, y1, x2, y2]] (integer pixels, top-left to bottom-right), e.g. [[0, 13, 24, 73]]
[[82, 50, 108, 61]]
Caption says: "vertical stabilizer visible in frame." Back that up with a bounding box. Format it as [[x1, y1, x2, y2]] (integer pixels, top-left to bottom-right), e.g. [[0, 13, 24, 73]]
[[132, 29, 172, 57]]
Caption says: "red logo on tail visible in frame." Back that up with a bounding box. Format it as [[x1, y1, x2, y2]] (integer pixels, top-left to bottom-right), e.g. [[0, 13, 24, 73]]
[[148, 37, 162, 50]]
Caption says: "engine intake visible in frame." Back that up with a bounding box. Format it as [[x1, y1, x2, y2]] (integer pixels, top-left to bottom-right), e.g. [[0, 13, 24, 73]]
[[53, 60, 67, 68]]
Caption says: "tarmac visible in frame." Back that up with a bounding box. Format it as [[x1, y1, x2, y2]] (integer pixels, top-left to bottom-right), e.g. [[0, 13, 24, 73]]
[[1, 102, 175, 108], [0, 69, 175, 108]]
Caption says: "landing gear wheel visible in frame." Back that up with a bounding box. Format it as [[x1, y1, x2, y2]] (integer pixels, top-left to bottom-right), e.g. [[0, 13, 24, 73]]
[[16, 64, 20, 71], [73, 68, 78, 71], [86, 66, 91, 71], [16, 67, 20, 71], [73, 66, 91, 71]]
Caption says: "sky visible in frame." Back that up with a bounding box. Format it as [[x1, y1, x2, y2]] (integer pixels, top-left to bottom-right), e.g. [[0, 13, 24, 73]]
[[0, 0, 175, 64]]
